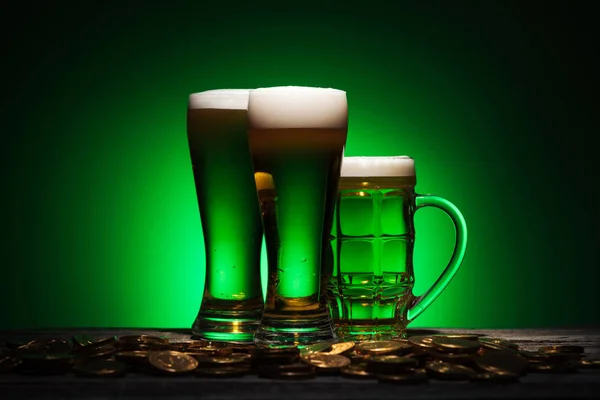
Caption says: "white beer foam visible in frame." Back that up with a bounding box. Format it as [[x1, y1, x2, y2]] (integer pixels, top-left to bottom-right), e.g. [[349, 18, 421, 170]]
[[254, 172, 275, 190], [188, 89, 251, 110], [248, 86, 348, 129], [341, 156, 415, 177]]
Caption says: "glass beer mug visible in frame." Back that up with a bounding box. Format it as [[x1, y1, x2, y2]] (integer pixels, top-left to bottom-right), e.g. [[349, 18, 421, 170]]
[[328, 156, 467, 341]]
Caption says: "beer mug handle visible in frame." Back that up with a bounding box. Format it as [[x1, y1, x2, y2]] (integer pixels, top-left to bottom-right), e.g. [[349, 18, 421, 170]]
[[407, 194, 468, 322]]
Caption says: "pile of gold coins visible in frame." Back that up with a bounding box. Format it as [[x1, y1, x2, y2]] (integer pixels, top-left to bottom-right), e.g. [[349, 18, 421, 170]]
[[1, 334, 599, 382]]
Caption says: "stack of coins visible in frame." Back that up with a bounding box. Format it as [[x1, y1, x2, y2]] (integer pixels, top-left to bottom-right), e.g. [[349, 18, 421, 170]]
[[1, 333, 599, 382], [254, 347, 316, 379]]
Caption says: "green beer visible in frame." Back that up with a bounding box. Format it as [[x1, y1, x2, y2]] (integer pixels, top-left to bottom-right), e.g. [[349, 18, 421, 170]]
[[248, 86, 348, 346], [329, 156, 467, 341], [187, 89, 264, 342]]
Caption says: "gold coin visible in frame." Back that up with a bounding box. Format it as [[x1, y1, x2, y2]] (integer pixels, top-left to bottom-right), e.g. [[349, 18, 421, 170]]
[[116, 350, 151, 361], [580, 359, 600, 369], [21, 353, 74, 363], [432, 337, 480, 354], [72, 335, 95, 348], [356, 340, 412, 356], [299, 342, 333, 355], [340, 364, 374, 379], [528, 362, 577, 373], [368, 354, 419, 365], [253, 353, 300, 366], [252, 347, 300, 364], [345, 349, 368, 364], [388, 339, 414, 355], [194, 355, 248, 367], [302, 353, 351, 370], [391, 338, 411, 344], [426, 361, 475, 380], [119, 343, 172, 352], [432, 334, 480, 341], [326, 342, 355, 355], [366, 355, 419, 374], [88, 336, 118, 346], [75, 337, 118, 355], [538, 345, 584, 354], [185, 346, 232, 357], [253, 347, 300, 357], [0, 355, 22, 373], [475, 350, 528, 375], [427, 348, 476, 363], [258, 362, 316, 379], [404, 350, 430, 361], [169, 342, 193, 351], [78, 345, 117, 359], [115, 351, 152, 368], [528, 363, 555, 373], [479, 338, 519, 350], [519, 350, 550, 360], [190, 340, 231, 349], [185, 340, 213, 348], [148, 351, 198, 374], [229, 344, 256, 354], [43, 339, 73, 354], [276, 371, 316, 379], [479, 340, 518, 353], [407, 335, 434, 349], [118, 335, 167, 345], [542, 352, 583, 363], [16, 339, 51, 351]]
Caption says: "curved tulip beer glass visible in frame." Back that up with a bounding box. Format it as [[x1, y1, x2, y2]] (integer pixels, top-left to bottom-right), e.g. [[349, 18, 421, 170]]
[[249, 86, 348, 346], [187, 89, 264, 342], [328, 156, 467, 341]]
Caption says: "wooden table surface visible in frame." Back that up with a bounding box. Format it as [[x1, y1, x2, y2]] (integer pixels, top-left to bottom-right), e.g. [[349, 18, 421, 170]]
[[1, 327, 599, 399]]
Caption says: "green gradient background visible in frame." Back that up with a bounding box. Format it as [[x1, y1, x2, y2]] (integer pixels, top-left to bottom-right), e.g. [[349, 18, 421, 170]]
[[2, 1, 598, 330]]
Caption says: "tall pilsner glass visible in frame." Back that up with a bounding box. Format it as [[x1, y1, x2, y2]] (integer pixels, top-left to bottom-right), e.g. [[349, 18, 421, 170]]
[[249, 86, 348, 346], [188, 89, 264, 342]]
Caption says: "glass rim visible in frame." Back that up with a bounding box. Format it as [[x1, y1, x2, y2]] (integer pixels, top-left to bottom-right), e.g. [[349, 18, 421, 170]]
[[340, 156, 416, 177], [249, 86, 346, 96], [342, 155, 414, 160], [188, 89, 251, 110], [189, 89, 251, 98]]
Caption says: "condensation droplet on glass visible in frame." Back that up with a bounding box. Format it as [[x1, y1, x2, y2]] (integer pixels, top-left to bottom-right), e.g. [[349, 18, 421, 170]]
[[300, 258, 307, 263]]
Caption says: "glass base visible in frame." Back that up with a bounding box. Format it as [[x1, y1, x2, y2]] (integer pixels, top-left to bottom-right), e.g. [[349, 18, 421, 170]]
[[254, 314, 338, 347], [192, 308, 262, 343], [335, 322, 407, 342]]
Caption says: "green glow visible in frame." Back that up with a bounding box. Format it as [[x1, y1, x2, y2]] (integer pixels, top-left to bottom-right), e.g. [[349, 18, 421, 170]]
[[3, 3, 598, 331]]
